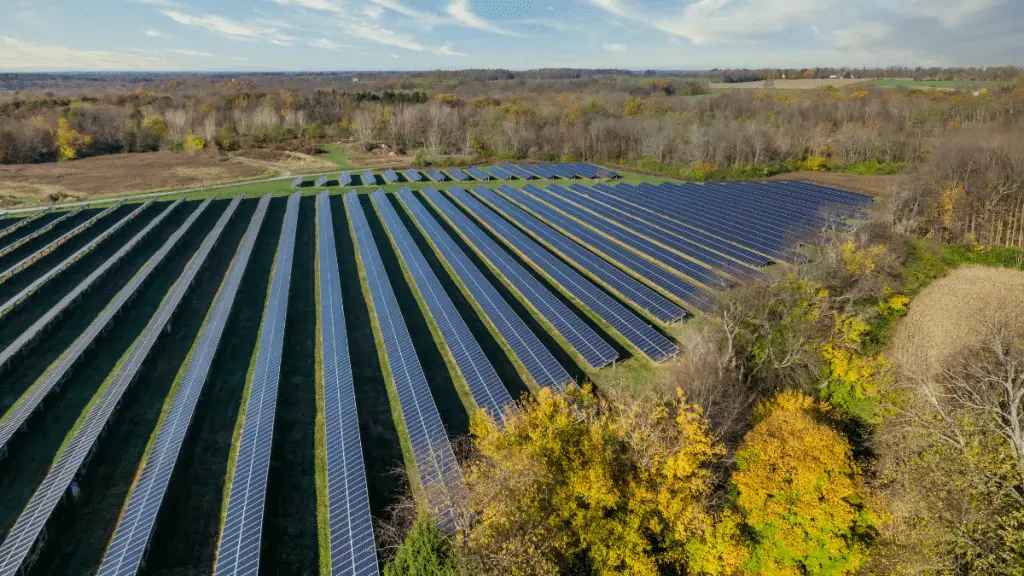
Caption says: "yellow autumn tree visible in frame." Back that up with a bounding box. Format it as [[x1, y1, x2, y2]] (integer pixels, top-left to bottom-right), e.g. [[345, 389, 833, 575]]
[[732, 390, 878, 576], [56, 118, 92, 160], [463, 386, 746, 576], [622, 96, 646, 116]]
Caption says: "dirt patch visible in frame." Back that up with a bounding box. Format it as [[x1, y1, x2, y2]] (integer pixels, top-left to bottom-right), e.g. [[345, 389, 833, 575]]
[[766, 171, 906, 197], [0, 151, 267, 206], [888, 266, 1024, 380], [710, 79, 870, 90], [230, 149, 336, 174]]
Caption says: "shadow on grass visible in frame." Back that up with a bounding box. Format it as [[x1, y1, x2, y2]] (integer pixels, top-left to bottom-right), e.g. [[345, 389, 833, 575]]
[[330, 194, 406, 521], [0, 200, 220, 544], [0, 205, 156, 351], [361, 194, 470, 438], [262, 195, 320, 575], [28, 198, 253, 575], [142, 196, 284, 576], [390, 193, 531, 402]]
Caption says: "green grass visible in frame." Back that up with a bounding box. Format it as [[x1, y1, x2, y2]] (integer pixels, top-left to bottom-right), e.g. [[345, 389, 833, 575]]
[[866, 78, 1005, 90], [319, 143, 358, 170], [27, 198, 246, 575], [312, 201, 332, 576]]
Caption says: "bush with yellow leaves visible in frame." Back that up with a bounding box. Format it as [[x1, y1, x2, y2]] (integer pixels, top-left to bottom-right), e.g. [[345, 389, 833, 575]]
[[732, 390, 878, 575], [462, 385, 747, 576]]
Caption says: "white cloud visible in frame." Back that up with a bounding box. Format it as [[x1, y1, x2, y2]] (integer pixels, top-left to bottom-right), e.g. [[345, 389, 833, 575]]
[[162, 10, 296, 45], [445, 0, 519, 36], [272, 0, 345, 14], [344, 21, 465, 56], [362, 4, 384, 19], [0, 36, 178, 70], [437, 42, 466, 56], [586, 0, 628, 17], [130, 0, 181, 5], [833, 22, 890, 49], [366, 0, 446, 25], [308, 38, 349, 51], [144, 28, 165, 37], [168, 48, 214, 57], [603, 42, 626, 52], [388, 53, 400, 58], [656, 0, 830, 45], [231, 56, 249, 61]]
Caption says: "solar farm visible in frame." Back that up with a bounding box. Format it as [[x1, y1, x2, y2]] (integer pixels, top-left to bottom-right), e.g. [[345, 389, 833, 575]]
[[0, 163, 870, 575]]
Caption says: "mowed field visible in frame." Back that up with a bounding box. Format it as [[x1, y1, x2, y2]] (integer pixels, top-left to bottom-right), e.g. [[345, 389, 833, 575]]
[[709, 78, 869, 90], [0, 167, 869, 575]]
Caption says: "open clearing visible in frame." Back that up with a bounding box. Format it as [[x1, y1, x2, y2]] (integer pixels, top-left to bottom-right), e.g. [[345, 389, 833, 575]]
[[767, 171, 905, 197], [0, 151, 268, 207], [888, 266, 1024, 380], [709, 78, 869, 90]]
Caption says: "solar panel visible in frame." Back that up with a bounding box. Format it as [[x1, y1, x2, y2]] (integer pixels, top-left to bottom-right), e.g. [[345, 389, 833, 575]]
[[0, 196, 241, 576], [586, 183, 772, 267], [499, 163, 534, 180], [465, 167, 491, 181], [316, 192, 379, 576], [495, 186, 712, 313], [475, 187, 685, 324], [541, 163, 575, 179], [0, 209, 48, 242], [98, 195, 270, 576], [404, 169, 424, 183], [0, 199, 210, 454], [534, 184, 730, 291], [373, 189, 514, 420], [382, 169, 399, 184], [0, 206, 84, 261], [578, 162, 617, 178], [340, 172, 353, 186], [0, 202, 124, 285], [398, 189, 571, 391], [293, 177, 304, 188], [424, 168, 446, 182], [215, 192, 301, 576], [0, 200, 155, 322], [317, 176, 329, 187], [345, 190, 464, 532], [568, 163, 600, 179], [361, 171, 375, 186], [517, 164, 554, 179], [425, 187, 618, 369], [554, 185, 758, 281], [554, 163, 583, 178], [486, 166, 513, 180], [451, 188, 678, 362], [445, 168, 469, 182]]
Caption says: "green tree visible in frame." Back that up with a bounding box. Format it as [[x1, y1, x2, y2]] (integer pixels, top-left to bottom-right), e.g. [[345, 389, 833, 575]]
[[732, 390, 877, 575], [384, 518, 461, 576]]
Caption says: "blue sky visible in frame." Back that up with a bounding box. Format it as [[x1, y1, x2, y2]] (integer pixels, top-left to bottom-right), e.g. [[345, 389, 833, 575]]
[[1, 0, 1021, 71]]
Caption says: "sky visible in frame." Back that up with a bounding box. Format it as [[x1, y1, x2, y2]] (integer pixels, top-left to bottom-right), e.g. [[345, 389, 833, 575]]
[[0, 0, 1021, 71]]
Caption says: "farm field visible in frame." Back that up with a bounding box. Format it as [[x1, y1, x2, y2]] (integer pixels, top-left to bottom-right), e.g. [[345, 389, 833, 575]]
[[709, 78, 869, 90], [0, 165, 870, 575]]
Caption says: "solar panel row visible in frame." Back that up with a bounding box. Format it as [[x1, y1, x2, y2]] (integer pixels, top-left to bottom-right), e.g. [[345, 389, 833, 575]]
[[361, 171, 375, 186], [451, 188, 678, 362], [556, 184, 759, 281], [587, 183, 771, 268], [0, 196, 240, 576], [382, 169, 399, 184], [426, 187, 618, 369], [292, 177, 304, 188], [465, 167, 491, 181], [0, 206, 84, 261], [499, 163, 534, 180], [445, 168, 469, 182], [98, 195, 270, 576], [404, 169, 424, 183], [526, 184, 727, 297], [425, 168, 446, 182], [215, 192, 301, 576], [397, 189, 571, 391], [373, 189, 514, 420], [345, 190, 464, 532], [518, 163, 555, 179], [0, 199, 211, 454], [0, 209, 49, 242], [0, 202, 125, 285], [317, 176, 329, 187], [476, 186, 685, 324], [495, 186, 712, 312], [316, 192, 379, 576], [340, 172, 353, 186]]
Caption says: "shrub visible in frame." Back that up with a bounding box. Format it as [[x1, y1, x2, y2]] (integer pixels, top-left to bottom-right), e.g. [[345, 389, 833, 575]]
[[690, 163, 718, 181], [183, 135, 205, 154], [384, 518, 461, 576], [799, 155, 828, 171]]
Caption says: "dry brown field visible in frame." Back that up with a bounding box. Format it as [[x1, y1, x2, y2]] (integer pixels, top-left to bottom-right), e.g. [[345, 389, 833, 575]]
[[888, 266, 1024, 380], [767, 171, 905, 197]]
